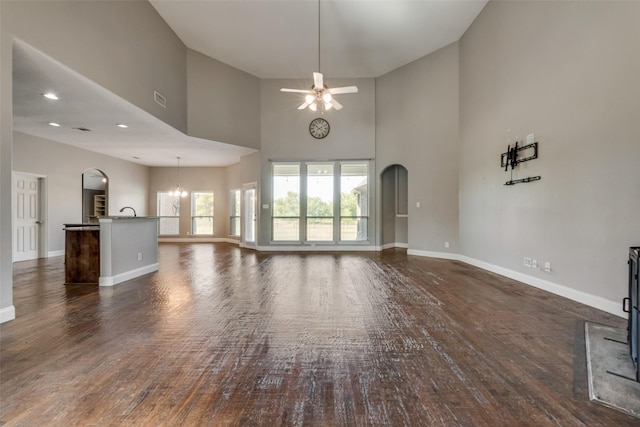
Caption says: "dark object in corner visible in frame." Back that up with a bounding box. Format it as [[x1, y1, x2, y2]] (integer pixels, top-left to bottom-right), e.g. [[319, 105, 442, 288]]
[[623, 246, 640, 382]]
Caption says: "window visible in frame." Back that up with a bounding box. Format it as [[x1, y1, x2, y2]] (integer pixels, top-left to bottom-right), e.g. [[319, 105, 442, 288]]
[[340, 162, 368, 241], [157, 192, 180, 235], [271, 161, 369, 243], [273, 163, 300, 241], [191, 192, 214, 235], [306, 163, 334, 241], [230, 189, 241, 237]]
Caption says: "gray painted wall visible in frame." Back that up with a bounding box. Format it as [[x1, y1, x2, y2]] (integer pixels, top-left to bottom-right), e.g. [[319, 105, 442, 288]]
[[0, 1, 13, 321], [13, 132, 149, 253], [187, 49, 260, 150], [258, 78, 376, 246], [376, 42, 460, 254], [227, 152, 261, 191], [459, 1, 640, 303], [148, 166, 228, 238], [2, 0, 187, 132]]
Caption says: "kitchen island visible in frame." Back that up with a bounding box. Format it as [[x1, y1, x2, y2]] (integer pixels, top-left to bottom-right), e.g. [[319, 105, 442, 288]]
[[64, 216, 159, 286]]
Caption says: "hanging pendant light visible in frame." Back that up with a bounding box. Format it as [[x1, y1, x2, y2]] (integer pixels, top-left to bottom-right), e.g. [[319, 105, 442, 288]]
[[170, 157, 188, 198]]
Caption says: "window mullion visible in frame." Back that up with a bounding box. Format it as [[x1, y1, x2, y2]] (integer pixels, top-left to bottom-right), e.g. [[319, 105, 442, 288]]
[[333, 161, 340, 243], [300, 161, 307, 243]]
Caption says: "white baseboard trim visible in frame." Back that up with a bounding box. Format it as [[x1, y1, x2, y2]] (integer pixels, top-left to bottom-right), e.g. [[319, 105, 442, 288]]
[[48, 250, 64, 258], [459, 255, 624, 318], [0, 305, 16, 323], [99, 263, 159, 287], [256, 244, 380, 252], [407, 249, 460, 261], [407, 250, 624, 318], [382, 242, 409, 250], [158, 237, 240, 244]]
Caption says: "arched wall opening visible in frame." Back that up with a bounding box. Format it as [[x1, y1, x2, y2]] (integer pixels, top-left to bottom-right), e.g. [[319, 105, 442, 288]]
[[380, 164, 408, 249]]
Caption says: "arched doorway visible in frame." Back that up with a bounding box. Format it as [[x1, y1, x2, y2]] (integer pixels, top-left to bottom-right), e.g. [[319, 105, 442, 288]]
[[82, 168, 108, 223], [380, 164, 408, 249]]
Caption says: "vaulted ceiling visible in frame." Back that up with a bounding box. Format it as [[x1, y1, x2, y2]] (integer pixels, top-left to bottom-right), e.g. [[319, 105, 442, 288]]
[[12, 1, 488, 166]]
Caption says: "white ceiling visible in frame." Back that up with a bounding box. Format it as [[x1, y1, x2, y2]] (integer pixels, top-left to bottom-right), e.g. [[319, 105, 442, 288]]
[[12, 41, 257, 167], [12, 0, 487, 167], [149, 0, 488, 79]]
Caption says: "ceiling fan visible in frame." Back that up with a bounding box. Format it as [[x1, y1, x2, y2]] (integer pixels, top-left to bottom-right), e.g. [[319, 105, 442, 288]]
[[281, 72, 357, 111], [280, 0, 358, 112]]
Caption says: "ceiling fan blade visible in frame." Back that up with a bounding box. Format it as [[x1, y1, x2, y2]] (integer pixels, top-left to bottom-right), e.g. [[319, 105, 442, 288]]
[[331, 99, 343, 110], [298, 101, 310, 110], [281, 88, 313, 94], [313, 72, 323, 89], [328, 86, 358, 95]]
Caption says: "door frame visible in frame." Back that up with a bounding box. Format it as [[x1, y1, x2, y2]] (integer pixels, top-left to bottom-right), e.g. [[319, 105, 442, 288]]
[[12, 171, 48, 261], [240, 182, 258, 249]]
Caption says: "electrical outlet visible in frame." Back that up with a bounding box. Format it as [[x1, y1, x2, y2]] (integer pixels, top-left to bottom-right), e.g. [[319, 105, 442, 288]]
[[137, 252, 143, 261], [544, 262, 551, 272], [444, 242, 450, 248], [524, 257, 532, 267], [532, 259, 537, 269]]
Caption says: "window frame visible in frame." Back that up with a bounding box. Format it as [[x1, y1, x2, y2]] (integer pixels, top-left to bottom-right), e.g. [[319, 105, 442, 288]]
[[156, 191, 181, 236], [338, 161, 369, 242], [272, 162, 302, 242], [230, 189, 241, 237], [190, 191, 214, 236], [271, 160, 370, 245]]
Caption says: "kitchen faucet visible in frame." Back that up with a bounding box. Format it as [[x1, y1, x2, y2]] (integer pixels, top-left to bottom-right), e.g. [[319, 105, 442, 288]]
[[119, 206, 137, 217]]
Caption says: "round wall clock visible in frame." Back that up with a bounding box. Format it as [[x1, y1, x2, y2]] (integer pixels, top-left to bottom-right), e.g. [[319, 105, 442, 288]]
[[309, 118, 330, 139]]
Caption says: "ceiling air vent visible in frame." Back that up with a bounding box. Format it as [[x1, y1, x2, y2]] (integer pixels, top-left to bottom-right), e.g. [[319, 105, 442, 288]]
[[72, 127, 91, 132], [154, 91, 166, 108]]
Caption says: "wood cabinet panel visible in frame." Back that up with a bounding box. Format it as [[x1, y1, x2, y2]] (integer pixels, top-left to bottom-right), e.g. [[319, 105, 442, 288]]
[[64, 227, 100, 284]]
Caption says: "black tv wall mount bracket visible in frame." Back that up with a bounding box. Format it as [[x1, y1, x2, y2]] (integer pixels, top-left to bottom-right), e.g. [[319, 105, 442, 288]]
[[501, 141, 541, 186]]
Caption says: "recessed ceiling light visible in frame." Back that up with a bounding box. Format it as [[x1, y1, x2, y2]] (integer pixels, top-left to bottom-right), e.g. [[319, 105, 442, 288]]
[[116, 123, 128, 128], [48, 122, 61, 127], [42, 92, 59, 100]]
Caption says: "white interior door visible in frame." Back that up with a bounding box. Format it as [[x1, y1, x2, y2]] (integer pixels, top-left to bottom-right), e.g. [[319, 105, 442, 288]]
[[242, 184, 257, 248], [13, 173, 41, 262]]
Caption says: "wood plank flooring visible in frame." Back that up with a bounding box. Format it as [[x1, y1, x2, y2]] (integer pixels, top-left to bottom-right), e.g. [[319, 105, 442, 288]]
[[0, 243, 635, 426]]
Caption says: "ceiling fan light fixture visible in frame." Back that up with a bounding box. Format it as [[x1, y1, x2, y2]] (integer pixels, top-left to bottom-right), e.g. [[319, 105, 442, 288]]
[[279, 0, 358, 111]]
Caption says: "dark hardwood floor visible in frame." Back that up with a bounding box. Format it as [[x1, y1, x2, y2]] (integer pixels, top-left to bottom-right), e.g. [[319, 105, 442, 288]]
[[0, 243, 634, 426]]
